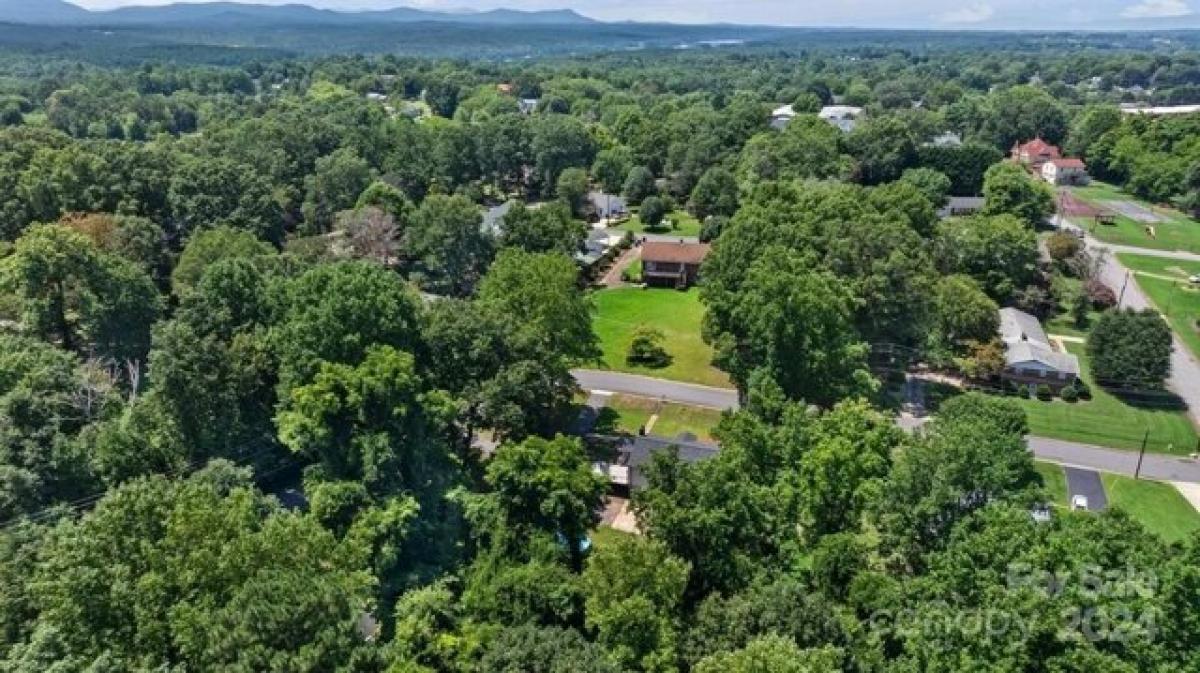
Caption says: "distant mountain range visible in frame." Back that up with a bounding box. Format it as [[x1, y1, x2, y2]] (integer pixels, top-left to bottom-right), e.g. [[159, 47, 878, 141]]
[[0, 0, 598, 26]]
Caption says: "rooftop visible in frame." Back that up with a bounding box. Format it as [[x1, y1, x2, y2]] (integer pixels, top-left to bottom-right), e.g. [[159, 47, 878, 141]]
[[1015, 138, 1061, 157], [998, 307, 1080, 375], [1049, 158, 1086, 169], [642, 241, 711, 265]]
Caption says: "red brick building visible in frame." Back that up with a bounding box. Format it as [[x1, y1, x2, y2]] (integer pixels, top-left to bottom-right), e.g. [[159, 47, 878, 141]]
[[1011, 138, 1062, 170]]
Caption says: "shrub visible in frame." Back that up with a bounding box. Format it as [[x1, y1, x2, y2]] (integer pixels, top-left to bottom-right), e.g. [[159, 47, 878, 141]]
[[1045, 232, 1083, 262], [1084, 279, 1117, 310], [1060, 384, 1079, 402], [1036, 384, 1054, 401], [626, 324, 670, 367], [1074, 379, 1092, 400]]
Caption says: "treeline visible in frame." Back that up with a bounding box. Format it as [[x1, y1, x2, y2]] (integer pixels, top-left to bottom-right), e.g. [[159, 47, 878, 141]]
[[0, 40, 1197, 672]]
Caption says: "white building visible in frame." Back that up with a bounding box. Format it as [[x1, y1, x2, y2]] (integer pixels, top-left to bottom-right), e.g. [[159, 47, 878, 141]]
[[1042, 158, 1089, 186]]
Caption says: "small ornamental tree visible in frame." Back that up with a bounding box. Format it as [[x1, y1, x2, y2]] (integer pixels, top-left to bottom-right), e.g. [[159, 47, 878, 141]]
[[627, 325, 670, 367], [1084, 279, 1117, 309]]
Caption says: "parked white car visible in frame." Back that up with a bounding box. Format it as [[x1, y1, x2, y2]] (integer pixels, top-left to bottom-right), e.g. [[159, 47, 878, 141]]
[[1070, 494, 1090, 511]]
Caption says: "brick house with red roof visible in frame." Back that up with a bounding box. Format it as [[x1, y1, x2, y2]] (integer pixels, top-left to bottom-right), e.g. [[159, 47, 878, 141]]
[[641, 241, 711, 288], [1011, 138, 1062, 170]]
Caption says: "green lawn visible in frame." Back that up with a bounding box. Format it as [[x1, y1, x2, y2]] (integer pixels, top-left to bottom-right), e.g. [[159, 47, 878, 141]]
[[1115, 253, 1200, 362], [598, 393, 724, 443], [617, 209, 703, 238], [1035, 461, 1069, 506], [652, 404, 724, 443], [1102, 474, 1200, 543], [1014, 343, 1198, 454], [1069, 182, 1200, 254], [595, 394, 656, 435], [1044, 274, 1103, 339], [592, 288, 731, 388]]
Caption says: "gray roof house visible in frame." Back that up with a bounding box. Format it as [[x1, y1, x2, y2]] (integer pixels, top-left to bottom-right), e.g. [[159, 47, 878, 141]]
[[588, 191, 628, 221], [998, 308, 1080, 386], [481, 200, 515, 236]]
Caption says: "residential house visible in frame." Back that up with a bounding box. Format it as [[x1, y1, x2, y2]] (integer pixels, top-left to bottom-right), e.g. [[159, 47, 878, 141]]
[[769, 103, 795, 130], [481, 200, 515, 236], [518, 98, 540, 115], [1042, 158, 1089, 186], [1120, 104, 1200, 116], [925, 131, 963, 147], [576, 229, 624, 276], [588, 191, 628, 221], [1011, 138, 1062, 170], [769, 104, 864, 133], [998, 307, 1080, 391], [818, 105, 864, 133], [594, 435, 718, 493], [937, 196, 985, 219], [641, 241, 711, 288]]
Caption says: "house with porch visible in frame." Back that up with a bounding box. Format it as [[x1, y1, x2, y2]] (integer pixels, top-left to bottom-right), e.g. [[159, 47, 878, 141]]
[[641, 241, 710, 288]]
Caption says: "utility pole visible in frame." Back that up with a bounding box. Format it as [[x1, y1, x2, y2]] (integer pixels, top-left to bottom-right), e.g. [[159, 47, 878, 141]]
[[1134, 429, 1149, 480], [1117, 270, 1131, 308]]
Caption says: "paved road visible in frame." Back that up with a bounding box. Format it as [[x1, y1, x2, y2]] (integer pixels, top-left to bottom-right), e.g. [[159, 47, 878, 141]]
[[572, 369, 739, 410], [1063, 466, 1108, 511], [604, 228, 701, 244], [1086, 236, 1200, 426], [1029, 436, 1200, 482], [574, 370, 1200, 483]]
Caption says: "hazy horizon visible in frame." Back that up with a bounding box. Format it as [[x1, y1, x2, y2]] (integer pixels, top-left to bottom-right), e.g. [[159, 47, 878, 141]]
[[64, 0, 1199, 29]]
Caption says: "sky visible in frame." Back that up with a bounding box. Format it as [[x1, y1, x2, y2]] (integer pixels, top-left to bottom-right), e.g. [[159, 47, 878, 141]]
[[68, 0, 1198, 28]]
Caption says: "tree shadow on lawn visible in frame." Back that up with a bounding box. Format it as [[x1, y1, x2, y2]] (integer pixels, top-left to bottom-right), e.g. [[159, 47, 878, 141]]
[[1103, 385, 1190, 412]]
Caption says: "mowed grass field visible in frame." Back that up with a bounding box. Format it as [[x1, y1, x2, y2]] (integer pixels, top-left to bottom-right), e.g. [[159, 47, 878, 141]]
[[616, 209, 703, 238], [1115, 252, 1200, 362], [1014, 343, 1198, 454], [592, 288, 732, 388], [1069, 181, 1200, 253], [1102, 473, 1200, 543], [597, 394, 724, 443]]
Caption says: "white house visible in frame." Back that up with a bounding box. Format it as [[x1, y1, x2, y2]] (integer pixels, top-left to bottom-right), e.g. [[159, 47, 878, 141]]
[[1042, 158, 1089, 186], [769, 104, 795, 130], [769, 104, 864, 133], [818, 105, 864, 133], [998, 308, 1080, 390]]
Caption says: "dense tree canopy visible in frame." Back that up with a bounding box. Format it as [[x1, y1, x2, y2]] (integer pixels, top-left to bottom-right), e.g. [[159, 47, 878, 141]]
[[2, 34, 1199, 673]]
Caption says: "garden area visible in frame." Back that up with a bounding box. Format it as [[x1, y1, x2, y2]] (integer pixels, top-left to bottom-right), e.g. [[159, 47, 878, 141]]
[[595, 394, 724, 443], [1115, 252, 1200, 361], [1068, 181, 1200, 254], [1035, 462, 1200, 543], [592, 287, 732, 388], [1012, 343, 1198, 454]]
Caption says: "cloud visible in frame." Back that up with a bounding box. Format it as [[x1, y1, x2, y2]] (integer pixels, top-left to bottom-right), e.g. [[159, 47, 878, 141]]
[[936, 3, 995, 23], [1121, 0, 1193, 17]]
